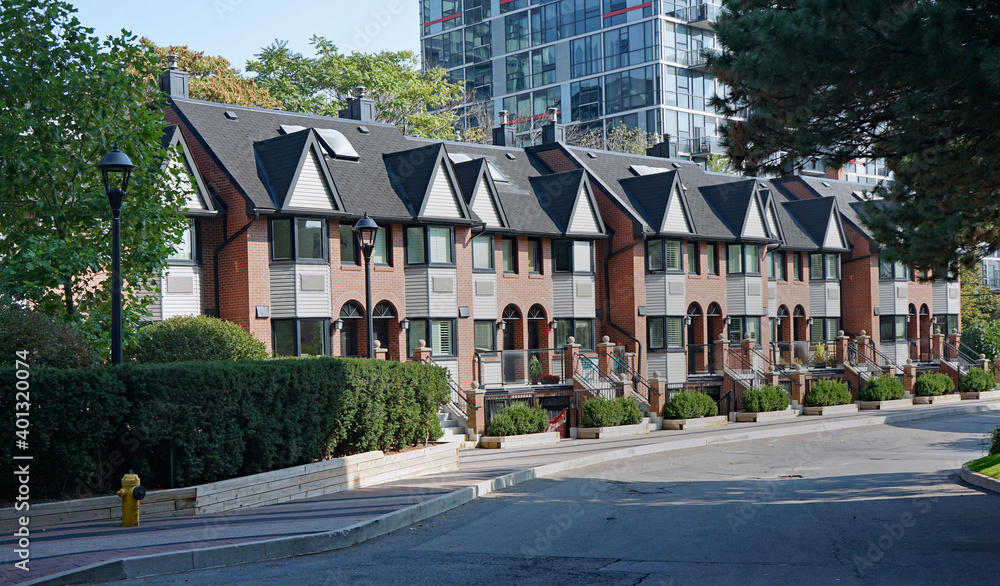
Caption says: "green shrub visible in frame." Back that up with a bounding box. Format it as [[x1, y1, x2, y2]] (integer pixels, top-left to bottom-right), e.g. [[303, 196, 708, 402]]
[[130, 315, 268, 362], [486, 403, 549, 437], [663, 392, 718, 419], [988, 424, 1000, 456], [741, 386, 789, 413], [805, 379, 852, 407], [0, 358, 448, 498], [960, 368, 996, 393], [859, 374, 905, 401], [961, 322, 1000, 361], [0, 297, 99, 368], [581, 396, 643, 427], [914, 372, 955, 396]]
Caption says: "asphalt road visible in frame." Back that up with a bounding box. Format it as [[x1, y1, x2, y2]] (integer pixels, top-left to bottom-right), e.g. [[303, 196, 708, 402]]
[[109, 411, 1000, 585]]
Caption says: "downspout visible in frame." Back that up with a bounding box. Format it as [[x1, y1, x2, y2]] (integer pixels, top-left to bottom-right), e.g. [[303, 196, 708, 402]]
[[213, 211, 260, 317], [602, 224, 645, 373]]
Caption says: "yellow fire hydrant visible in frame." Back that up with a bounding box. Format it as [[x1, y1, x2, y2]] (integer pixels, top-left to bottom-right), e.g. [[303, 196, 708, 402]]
[[116, 471, 146, 527]]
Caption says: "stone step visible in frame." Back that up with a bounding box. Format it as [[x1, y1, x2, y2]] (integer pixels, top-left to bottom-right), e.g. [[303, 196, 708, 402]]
[[439, 419, 461, 429]]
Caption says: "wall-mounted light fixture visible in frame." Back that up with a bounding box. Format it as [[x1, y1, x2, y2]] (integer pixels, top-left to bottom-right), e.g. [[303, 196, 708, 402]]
[[400, 318, 409, 330], [334, 318, 344, 331]]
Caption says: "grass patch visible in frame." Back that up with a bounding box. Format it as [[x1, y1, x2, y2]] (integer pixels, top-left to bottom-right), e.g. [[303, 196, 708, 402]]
[[968, 453, 1000, 479]]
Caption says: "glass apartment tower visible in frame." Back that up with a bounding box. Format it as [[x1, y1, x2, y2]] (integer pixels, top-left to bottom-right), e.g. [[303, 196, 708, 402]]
[[420, 0, 726, 157]]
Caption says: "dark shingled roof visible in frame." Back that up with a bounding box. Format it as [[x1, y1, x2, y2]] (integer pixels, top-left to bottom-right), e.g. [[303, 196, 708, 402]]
[[619, 171, 689, 234], [773, 176, 876, 245], [161, 125, 179, 151], [383, 143, 446, 218], [782, 197, 837, 249], [451, 158, 485, 203], [699, 180, 758, 238], [253, 129, 312, 209], [529, 170, 587, 234]]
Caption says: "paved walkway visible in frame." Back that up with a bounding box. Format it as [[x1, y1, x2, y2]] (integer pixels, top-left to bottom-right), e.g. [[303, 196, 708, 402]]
[[3, 400, 999, 585]]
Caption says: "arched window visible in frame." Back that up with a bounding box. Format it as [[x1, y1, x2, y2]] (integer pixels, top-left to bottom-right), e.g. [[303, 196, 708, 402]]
[[687, 303, 702, 317], [503, 304, 522, 320], [373, 301, 396, 318], [777, 305, 789, 318], [527, 304, 546, 320], [793, 305, 806, 318], [706, 302, 722, 317], [340, 301, 363, 318]]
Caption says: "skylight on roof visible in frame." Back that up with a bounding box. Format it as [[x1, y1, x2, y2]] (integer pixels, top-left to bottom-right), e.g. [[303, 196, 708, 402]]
[[487, 161, 508, 183], [448, 153, 472, 164], [629, 165, 669, 176], [315, 128, 359, 160], [279, 124, 306, 135]]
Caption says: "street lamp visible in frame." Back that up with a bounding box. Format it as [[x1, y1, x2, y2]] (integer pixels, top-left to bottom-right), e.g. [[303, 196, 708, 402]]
[[353, 212, 379, 358], [97, 143, 135, 365]]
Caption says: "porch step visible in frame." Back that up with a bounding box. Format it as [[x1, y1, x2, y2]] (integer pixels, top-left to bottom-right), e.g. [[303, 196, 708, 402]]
[[436, 409, 469, 444]]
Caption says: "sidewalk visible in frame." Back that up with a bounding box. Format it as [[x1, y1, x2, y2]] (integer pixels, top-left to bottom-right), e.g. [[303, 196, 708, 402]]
[[4, 400, 999, 585]]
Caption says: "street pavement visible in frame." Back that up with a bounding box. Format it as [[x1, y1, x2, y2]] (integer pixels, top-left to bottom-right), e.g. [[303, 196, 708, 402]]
[[105, 410, 1000, 585]]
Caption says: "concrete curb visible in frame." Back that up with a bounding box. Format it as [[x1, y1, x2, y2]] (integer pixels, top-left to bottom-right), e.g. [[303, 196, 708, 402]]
[[25, 401, 1000, 585], [961, 464, 1000, 495]]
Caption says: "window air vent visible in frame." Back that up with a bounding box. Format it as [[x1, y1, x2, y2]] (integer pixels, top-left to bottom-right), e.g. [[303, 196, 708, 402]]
[[224, 111, 238, 120], [505, 153, 516, 160], [587, 152, 597, 159], [357, 125, 370, 134]]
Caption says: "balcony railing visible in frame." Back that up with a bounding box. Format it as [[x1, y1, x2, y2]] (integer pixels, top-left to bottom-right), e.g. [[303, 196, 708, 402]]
[[663, 46, 721, 69], [667, 2, 721, 28], [474, 348, 567, 388]]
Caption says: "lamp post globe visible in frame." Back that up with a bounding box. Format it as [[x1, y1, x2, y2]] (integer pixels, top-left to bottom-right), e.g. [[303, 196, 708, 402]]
[[353, 213, 380, 358], [96, 143, 135, 365]]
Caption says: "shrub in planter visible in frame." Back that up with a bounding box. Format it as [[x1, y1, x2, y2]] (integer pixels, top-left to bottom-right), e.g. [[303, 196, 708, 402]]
[[914, 372, 955, 396], [581, 396, 642, 427], [741, 386, 789, 413], [959, 368, 996, 393], [859, 374, 905, 401], [486, 403, 549, 437], [663, 391, 718, 419], [618, 397, 643, 425], [805, 379, 852, 407], [130, 315, 268, 363]]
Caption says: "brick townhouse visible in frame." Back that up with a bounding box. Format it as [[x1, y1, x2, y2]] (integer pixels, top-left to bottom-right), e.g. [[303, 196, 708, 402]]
[[149, 64, 959, 401]]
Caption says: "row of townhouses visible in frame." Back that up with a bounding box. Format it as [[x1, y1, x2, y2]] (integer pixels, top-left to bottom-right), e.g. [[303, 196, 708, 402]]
[[150, 65, 961, 418]]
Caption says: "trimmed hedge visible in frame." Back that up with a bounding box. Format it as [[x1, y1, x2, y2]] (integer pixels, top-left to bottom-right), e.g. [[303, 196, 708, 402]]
[[486, 403, 549, 437], [663, 391, 718, 419], [915, 372, 955, 396], [859, 374, 905, 401], [581, 396, 643, 428], [130, 315, 269, 362], [805, 379, 853, 407], [960, 368, 996, 393], [741, 386, 789, 413], [0, 358, 448, 498]]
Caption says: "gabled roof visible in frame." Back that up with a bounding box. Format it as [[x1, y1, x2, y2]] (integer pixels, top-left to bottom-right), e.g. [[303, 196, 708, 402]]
[[619, 171, 697, 236], [781, 197, 850, 251], [699, 180, 775, 241], [760, 188, 785, 244], [452, 158, 510, 230], [253, 129, 344, 213], [529, 169, 605, 236], [383, 143, 473, 222], [161, 125, 216, 217]]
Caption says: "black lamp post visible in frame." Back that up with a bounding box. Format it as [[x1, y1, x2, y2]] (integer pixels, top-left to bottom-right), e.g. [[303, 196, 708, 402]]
[[353, 213, 379, 358], [97, 143, 135, 365]]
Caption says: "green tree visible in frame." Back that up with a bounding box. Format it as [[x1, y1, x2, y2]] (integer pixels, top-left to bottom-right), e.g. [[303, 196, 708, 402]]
[[710, 0, 1000, 273], [0, 0, 189, 352], [567, 122, 657, 155], [248, 37, 465, 139], [961, 272, 1000, 327], [140, 39, 280, 109]]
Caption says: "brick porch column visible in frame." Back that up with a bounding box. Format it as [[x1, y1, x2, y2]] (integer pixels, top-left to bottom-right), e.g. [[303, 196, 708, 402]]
[[466, 383, 486, 436], [648, 371, 666, 415], [835, 331, 849, 366], [948, 331, 961, 355], [931, 329, 944, 360], [597, 336, 615, 374], [789, 368, 807, 405], [902, 360, 917, 395], [741, 334, 754, 362], [714, 334, 729, 374], [762, 371, 779, 388], [373, 340, 387, 360], [411, 339, 432, 363], [855, 331, 870, 367], [563, 337, 581, 382]]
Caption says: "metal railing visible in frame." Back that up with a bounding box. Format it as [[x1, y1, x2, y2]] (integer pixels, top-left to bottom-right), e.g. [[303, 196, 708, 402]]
[[686, 343, 717, 374], [667, 2, 721, 25], [420, 357, 467, 414], [770, 341, 818, 369], [956, 341, 998, 379], [576, 354, 619, 401], [602, 351, 650, 401], [942, 341, 979, 378], [907, 338, 933, 363], [725, 350, 763, 391], [473, 348, 566, 388], [483, 390, 537, 432]]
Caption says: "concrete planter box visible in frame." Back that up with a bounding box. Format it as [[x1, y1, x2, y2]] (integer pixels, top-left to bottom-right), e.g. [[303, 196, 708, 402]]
[[661, 415, 728, 430], [802, 403, 859, 416], [961, 464, 1000, 495], [734, 409, 797, 423], [575, 422, 650, 440], [859, 399, 913, 410], [961, 390, 1000, 401], [479, 431, 561, 449], [913, 393, 961, 405]]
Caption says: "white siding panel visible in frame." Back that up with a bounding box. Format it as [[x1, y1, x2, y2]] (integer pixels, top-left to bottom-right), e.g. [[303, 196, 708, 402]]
[[947, 283, 961, 313], [879, 281, 895, 314], [553, 275, 575, 315], [286, 149, 335, 211], [666, 274, 686, 315], [171, 157, 206, 212], [823, 217, 845, 249], [727, 277, 747, 315], [473, 275, 497, 319], [825, 283, 841, 317], [471, 182, 502, 228], [893, 283, 908, 314], [270, 265, 297, 318], [424, 162, 463, 219], [662, 186, 691, 234], [746, 280, 763, 315], [647, 353, 669, 380], [405, 268, 429, 316], [573, 275, 596, 318], [427, 267, 458, 316], [766, 204, 780, 239], [809, 282, 826, 317], [667, 353, 686, 384], [295, 266, 331, 317], [568, 193, 601, 234], [645, 274, 667, 315], [436, 358, 460, 383], [743, 198, 768, 239], [140, 278, 162, 322], [932, 282, 948, 315], [161, 267, 201, 319], [480, 362, 502, 386], [767, 283, 777, 317]]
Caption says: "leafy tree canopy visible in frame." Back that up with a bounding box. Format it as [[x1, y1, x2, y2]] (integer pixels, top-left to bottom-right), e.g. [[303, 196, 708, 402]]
[[711, 0, 1000, 272], [140, 39, 280, 109], [0, 0, 189, 353], [247, 36, 465, 139]]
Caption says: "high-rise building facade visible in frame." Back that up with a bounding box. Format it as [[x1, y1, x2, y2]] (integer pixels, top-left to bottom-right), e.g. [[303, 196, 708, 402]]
[[420, 1, 727, 158]]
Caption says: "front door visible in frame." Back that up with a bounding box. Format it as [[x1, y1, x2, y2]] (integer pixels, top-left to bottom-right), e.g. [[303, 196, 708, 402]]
[[341, 320, 359, 356], [528, 320, 540, 350], [502, 322, 516, 383], [373, 320, 389, 356]]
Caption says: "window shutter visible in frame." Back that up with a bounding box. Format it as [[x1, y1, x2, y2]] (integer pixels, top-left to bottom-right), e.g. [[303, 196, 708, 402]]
[[665, 240, 682, 270], [825, 254, 838, 279], [667, 317, 683, 348], [432, 320, 453, 355]]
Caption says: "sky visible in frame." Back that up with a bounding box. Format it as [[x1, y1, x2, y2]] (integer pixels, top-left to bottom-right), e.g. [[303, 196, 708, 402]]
[[68, 0, 421, 72]]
